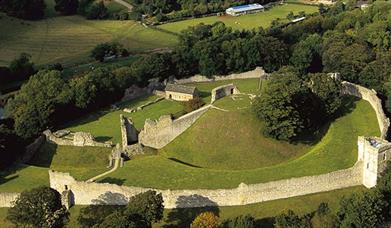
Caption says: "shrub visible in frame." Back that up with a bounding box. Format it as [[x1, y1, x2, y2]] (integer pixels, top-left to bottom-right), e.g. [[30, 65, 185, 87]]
[[222, 215, 256, 228], [183, 97, 205, 113], [191, 211, 219, 228]]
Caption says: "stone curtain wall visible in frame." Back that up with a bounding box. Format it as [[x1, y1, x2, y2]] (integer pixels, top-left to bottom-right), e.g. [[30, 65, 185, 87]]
[[175, 67, 266, 84], [48, 163, 362, 208], [0, 193, 19, 207], [341, 81, 390, 139], [120, 115, 138, 149], [139, 105, 210, 149]]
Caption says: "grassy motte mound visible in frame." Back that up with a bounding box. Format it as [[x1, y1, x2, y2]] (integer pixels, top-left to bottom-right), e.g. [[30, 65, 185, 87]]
[[161, 95, 311, 170], [101, 97, 380, 189]]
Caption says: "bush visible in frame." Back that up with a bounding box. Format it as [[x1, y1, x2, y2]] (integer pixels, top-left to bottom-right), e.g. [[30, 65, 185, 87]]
[[7, 187, 68, 227], [183, 97, 205, 113], [85, 1, 108, 20], [191, 212, 219, 228], [90, 42, 124, 62], [222, 215, 256, 228]]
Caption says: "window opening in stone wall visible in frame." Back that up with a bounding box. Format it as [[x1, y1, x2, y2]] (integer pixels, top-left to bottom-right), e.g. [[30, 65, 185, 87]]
[[367, 163, 370, 169]]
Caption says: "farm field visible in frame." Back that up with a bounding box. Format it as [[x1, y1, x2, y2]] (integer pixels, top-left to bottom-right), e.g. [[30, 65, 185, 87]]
[[0, 14, 178, 66], [0, 186, 364, 228], [158, 3, 319, 33], [100, 94, 380, 189]]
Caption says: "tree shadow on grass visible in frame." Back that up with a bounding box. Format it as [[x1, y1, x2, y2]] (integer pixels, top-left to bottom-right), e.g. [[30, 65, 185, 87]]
[[291, 96, 358, 146], [164, 195, 219, 227], [99, 177, 126, 185], [26, 142, 57, 168]]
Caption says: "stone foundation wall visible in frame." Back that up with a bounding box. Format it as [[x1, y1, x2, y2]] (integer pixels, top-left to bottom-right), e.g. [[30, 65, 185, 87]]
[[138, 105, 210, 149], [211, 84, 240, 104], [175, 67, 266, 84], [0, 193, 19, 207], [120, 115, 138, 149], [342, 81, 390, 139], [43, 130, 112, 148], [48, 163, 362, 208]]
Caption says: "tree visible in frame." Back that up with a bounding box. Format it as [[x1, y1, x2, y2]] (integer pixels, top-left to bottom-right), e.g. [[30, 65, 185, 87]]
[[337, 191, 387, 227], [310, 203, 337, 228], [124, 190, 164, 226], [309, 73, 342, 117], [9, 53, 36, 81], [55, 0, 79, 15], [275, 210, 306, 228], [252, 67, 307, 140], [5, 70, 70, 138], [85, 1, 108, 19], [0, 120, 24, 169], [222, 215, 255, 228], [2, 0, 46, 20], [191, 211, 219, 228], [290, 34, 323, 74], [7, 187, 68, 227], [90, 42, 122, 62], [183, 97, 205, 113]]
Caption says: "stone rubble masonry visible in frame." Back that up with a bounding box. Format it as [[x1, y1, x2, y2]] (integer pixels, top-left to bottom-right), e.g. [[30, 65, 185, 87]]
[[0, 193, 19, 207], [119, 115, 143, 156], [138, 105, 211, 149], [174, 67, 267, 84], [47, 163, 362, 209], [210, 84, 240, 104], [43, 130, 112, 148], [342, 81, 390, 139]]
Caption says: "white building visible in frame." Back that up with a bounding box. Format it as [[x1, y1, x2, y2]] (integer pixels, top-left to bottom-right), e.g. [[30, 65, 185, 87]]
[[226, 3, 265, 16]]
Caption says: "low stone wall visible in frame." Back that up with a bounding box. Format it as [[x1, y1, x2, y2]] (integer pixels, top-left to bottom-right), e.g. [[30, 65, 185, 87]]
[[342, 81, 390, 139], [138, 105, 210, 149], [123, 97, 164, 113], [48, 163, 362, 208], [44, 130, 112, 148], [210, 84, 240, 104], [175, 67, 266, 84], [0, 193, 19, 207]]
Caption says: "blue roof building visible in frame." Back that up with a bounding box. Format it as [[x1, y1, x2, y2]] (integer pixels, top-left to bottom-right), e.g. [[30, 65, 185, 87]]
[[226, 3, 265, 16]]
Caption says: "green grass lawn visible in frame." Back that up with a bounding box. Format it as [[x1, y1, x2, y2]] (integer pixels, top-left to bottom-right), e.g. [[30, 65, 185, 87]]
[[0, 14, 178, 66], [161, 95, 312, 170], [28, 143, 112, 180], [0, 143, 112, 193], [0, 165, 49, 192], [65, 95, 183, 144], [100, 97, 380, 189], [158, 3, 318, 33]]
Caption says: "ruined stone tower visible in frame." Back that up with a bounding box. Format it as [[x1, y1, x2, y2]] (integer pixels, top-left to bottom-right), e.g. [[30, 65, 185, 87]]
[[358, 136, 391, 188]]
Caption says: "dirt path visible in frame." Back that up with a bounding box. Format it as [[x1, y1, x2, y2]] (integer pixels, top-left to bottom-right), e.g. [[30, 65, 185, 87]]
[[113, 0, 134, 12], [86, 157, 120, 182]]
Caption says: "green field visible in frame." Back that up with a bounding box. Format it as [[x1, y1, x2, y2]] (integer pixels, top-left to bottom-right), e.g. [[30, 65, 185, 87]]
[[0, 143, 112, 192], [100, 96, 379, 189], [0, 14, 178, 66], [158, 3, 318, 33], [66, 95, 184, 144]]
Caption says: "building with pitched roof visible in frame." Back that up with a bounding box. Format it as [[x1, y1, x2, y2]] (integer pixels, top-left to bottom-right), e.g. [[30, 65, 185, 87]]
[[165, 83, 198, 101], [226, 3, 265, 16]]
